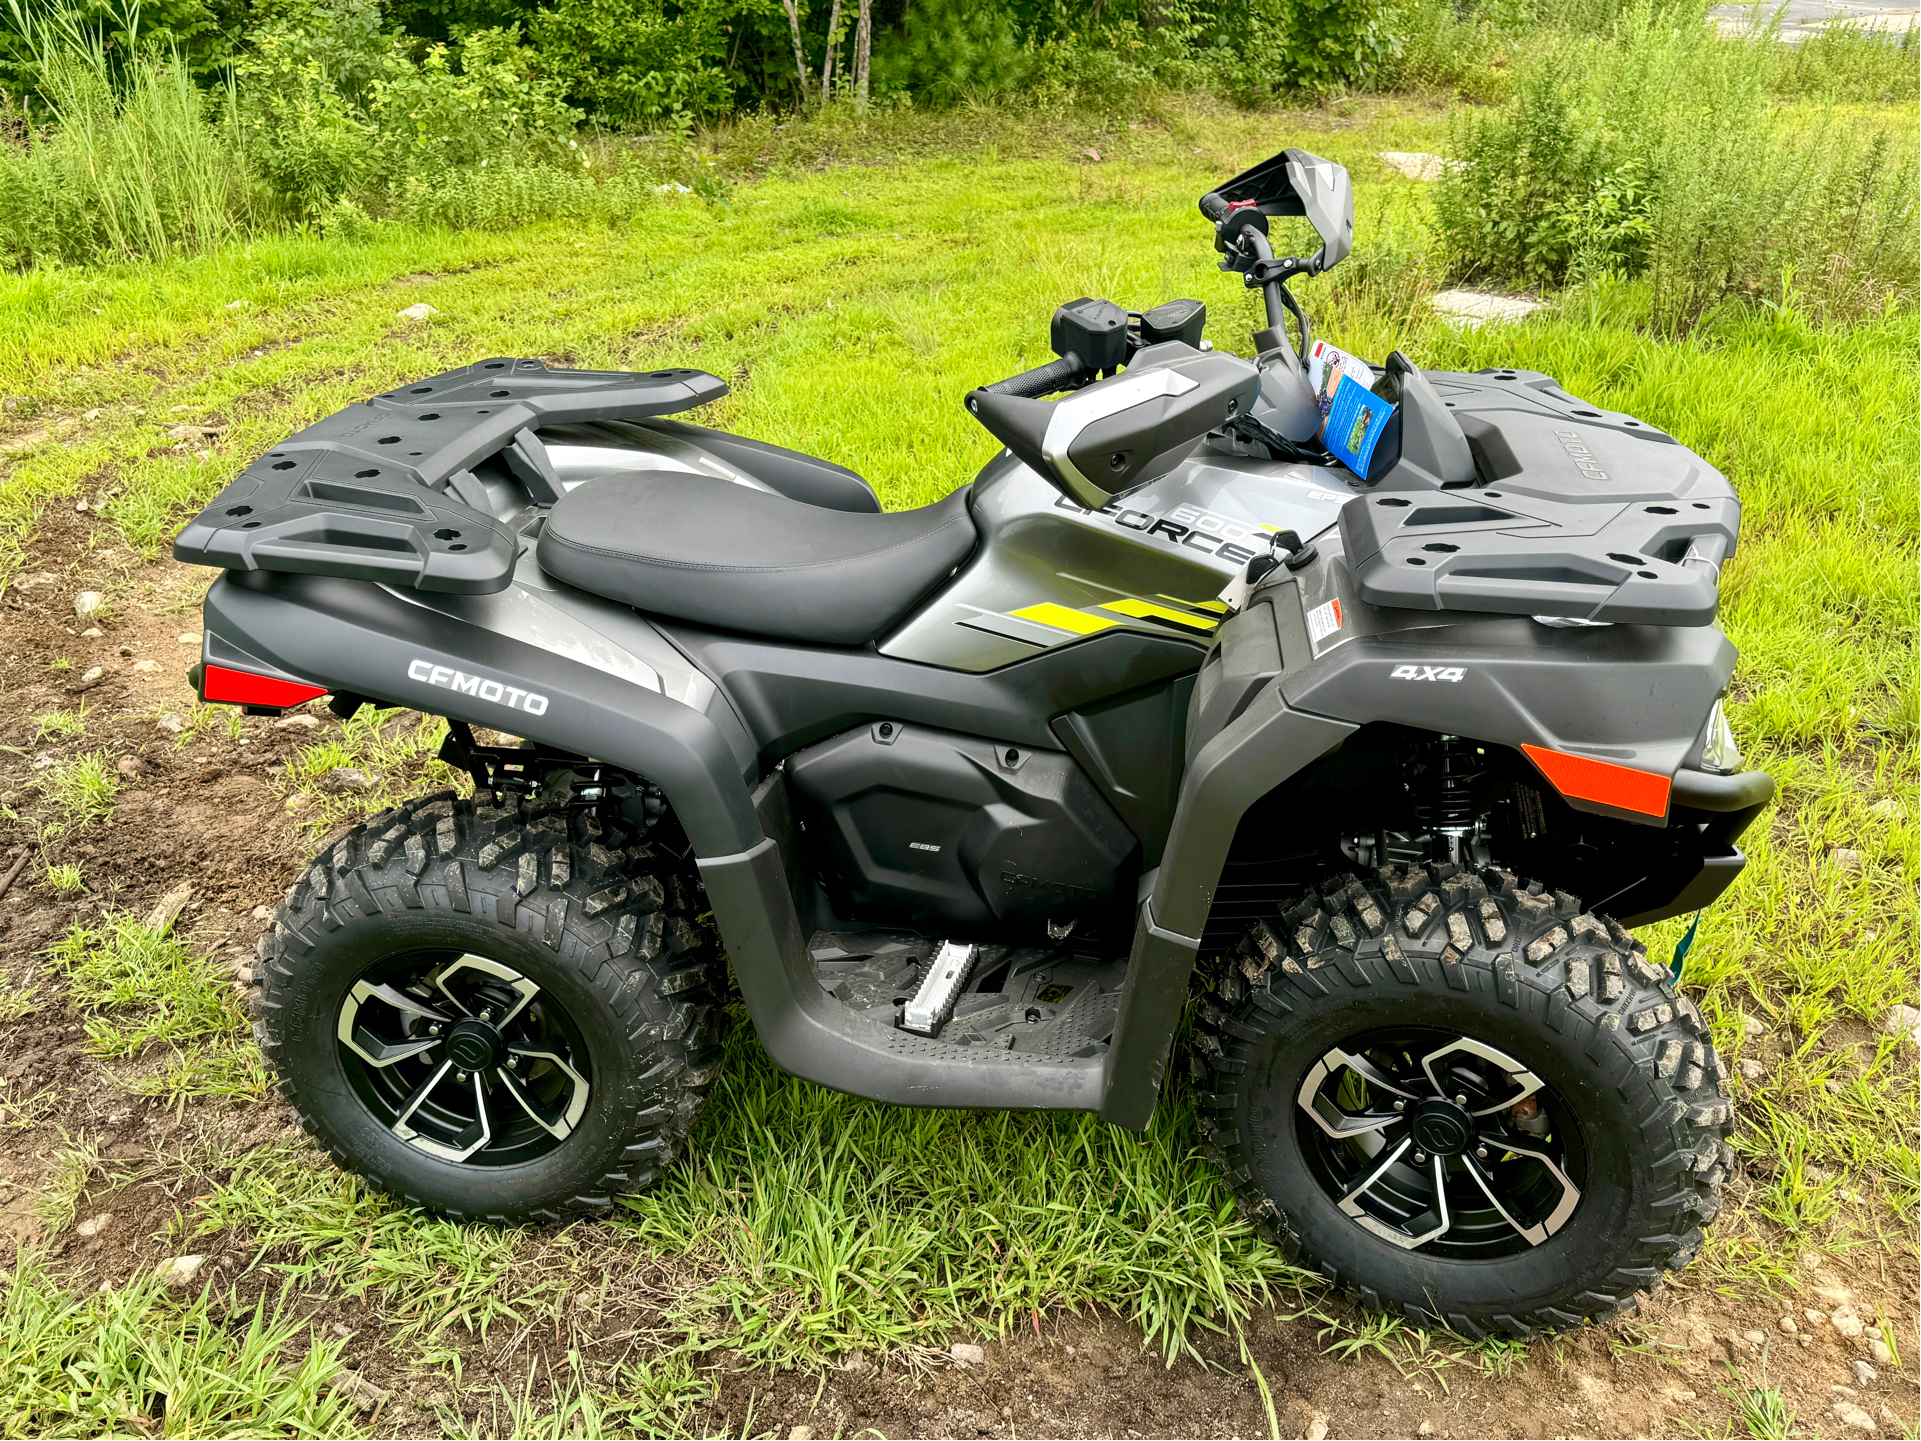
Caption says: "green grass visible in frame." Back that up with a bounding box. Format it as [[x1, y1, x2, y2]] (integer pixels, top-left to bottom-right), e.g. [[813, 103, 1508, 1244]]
[[1728, 1379, 1796, 1439], [281, 702, 460, 833], [0, 89, 1910, 1434], [616, 1021, 1312, 1365], [0, 976, 38, 1022], [0, 1251, 364, 1438], [30, 710, 84, 743], [41, 861, 83, 894], [439, 1353, 710, 1440], [37, 751, 118, 824], [31, 1129, 100, 1234], [45, 914, 245, 1060], [194, 1142, 565, 1343]]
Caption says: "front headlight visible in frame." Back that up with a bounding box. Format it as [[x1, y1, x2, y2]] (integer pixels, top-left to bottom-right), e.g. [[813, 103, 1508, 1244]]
[[1700, 699, 1741, 774]]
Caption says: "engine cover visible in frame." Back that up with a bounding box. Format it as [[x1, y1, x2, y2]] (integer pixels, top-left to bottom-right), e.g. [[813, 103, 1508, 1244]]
[[785, 722, 1138, 937]]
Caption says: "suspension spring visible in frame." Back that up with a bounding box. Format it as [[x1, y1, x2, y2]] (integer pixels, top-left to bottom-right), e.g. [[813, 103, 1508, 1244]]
[[1410, 736, 1487, 832]]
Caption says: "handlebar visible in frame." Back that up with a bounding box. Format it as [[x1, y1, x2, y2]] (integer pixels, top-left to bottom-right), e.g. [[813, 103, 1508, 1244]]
[[982, 354, 1093, 400]]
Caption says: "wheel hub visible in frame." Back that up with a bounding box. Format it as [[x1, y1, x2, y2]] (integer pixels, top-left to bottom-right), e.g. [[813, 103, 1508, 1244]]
[[1408, 1099, 1474, 1157], [335, 952, 592, 1166], [1296, 1027, 1585, 1257], [445, 1018, 503, 1072]]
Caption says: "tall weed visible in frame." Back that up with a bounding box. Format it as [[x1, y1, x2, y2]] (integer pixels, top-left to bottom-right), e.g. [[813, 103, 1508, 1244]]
[[1771, 20, 1919, 103], [0, 11, 252, 265], [1434, 6, 1919, 326]]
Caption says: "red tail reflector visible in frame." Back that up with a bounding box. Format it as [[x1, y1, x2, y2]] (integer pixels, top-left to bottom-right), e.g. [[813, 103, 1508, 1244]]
[[202, 664, 328, 709], [1522, 744, 1670, 818]]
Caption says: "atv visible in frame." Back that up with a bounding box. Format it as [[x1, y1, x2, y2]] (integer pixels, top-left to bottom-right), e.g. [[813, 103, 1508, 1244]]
[[175, 147, 1771, 1334]]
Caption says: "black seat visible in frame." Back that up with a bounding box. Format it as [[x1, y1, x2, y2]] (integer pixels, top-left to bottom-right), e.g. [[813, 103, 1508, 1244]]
[[537, 471, 977, 646]]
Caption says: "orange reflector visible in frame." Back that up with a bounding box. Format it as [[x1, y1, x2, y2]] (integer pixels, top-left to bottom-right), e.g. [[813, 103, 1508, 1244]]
[[1521, 744, 1670, 818]]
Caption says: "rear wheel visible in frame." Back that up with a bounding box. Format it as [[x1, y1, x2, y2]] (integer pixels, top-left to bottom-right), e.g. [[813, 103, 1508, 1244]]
[[1193, 862, 1733, 1335], [253, 789, 726, 1222]]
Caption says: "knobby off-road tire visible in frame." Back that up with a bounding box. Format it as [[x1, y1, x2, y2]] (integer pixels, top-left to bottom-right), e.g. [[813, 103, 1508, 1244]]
[[253, 789, 727, 1222], [1193, 861, 1734, 1336]]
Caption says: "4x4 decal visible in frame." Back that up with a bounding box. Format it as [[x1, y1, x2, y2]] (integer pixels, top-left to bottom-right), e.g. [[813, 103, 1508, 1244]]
[[1391, 664, 1466, 682]]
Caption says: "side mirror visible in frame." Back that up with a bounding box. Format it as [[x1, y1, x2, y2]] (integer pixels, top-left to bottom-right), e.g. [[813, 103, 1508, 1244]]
[[1200, 147, 1354, 274]]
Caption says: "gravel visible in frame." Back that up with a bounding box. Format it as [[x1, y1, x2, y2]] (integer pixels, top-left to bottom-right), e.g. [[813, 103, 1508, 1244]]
[[319, 767, 379, 793], [160, 1254, 206, 1287]]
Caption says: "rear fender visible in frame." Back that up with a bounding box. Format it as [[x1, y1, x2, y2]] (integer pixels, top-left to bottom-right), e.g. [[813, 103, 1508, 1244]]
[[202, 569, 764, 856]]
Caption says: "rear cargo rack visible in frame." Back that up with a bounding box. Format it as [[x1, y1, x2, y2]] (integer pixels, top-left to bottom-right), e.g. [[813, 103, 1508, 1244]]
[[173, 358, 727, 594]]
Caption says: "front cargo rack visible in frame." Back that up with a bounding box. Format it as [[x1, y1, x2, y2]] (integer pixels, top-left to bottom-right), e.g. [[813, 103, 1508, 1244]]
[[173, 358, 727, 594], [1339, 367, 1740, 626]]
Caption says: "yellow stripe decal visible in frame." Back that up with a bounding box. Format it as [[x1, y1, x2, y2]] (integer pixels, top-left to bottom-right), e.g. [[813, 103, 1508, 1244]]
[[1160, 594, 1229, 615], [1009, 603, 1119, 635], [1099, 598, 1221, 631]]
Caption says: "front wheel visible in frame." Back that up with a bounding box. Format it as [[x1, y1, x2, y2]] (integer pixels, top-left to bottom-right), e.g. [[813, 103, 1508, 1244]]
[[1193, 863, 1733, 1336]]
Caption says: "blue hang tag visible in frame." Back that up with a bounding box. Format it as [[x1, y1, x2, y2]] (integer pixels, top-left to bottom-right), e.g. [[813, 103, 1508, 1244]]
[[1670, 910, 1703, 981]]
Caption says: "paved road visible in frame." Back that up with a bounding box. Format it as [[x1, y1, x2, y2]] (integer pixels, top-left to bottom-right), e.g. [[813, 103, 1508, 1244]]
[[1710, 0, 1918, 39]]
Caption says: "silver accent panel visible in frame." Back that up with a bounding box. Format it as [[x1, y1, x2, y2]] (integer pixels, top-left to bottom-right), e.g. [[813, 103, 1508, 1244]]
[[546, 427, 775, 495], [902, 940, 976, 1035], [433, 953, 540, 1028], [389, 577, 664, 694], [1041, 368, 1198, 507], [499, 1046, 592, 1139]]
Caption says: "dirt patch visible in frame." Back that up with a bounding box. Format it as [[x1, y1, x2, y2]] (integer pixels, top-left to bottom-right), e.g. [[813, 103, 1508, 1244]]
[[0, 507, 1912, 1440]]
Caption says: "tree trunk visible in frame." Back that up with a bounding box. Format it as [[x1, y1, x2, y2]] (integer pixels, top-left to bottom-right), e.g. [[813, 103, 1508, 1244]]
[[854, 0, 872, 112], [779, 0, 811, 103], [820, 0, 843, 96]]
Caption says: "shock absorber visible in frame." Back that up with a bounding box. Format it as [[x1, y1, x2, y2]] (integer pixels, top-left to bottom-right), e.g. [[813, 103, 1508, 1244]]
[[1409, 735, 1489, 864]]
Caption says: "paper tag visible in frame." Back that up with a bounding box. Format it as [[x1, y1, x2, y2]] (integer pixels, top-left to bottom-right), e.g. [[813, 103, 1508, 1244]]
[[1308, 340, 1375, 420], [1307, 597, 1344, 648]]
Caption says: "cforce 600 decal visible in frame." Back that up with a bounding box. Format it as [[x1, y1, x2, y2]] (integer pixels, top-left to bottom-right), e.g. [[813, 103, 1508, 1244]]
[[1054, 493, 1262, 565], [1392, 664, 1466, 682], [407, 658, 550, 714]]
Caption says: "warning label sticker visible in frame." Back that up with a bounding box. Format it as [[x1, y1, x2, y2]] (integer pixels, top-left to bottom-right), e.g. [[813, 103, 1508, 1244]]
[[1306, 597, 1344, 649]]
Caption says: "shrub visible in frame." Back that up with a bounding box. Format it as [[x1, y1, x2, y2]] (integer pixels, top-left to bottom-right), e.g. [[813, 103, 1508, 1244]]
[[526, 0, 734, 128], [1771, 20, 1919, 104], [1434, 5, 1919, 326], [234, 17, 372, 220]]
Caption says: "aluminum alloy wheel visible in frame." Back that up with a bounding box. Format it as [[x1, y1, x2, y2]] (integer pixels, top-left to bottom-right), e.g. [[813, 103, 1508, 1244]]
[[1296, 1026, 1584, 1258], [337, 952, 591, 1166]]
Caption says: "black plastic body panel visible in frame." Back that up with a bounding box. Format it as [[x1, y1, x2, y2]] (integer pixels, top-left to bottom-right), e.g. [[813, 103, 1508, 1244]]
[[201, 571, 762, 856], [786, 722, 1137, 938], [1051, 673, 1194, 869], [659, 624, 1204, 769], [1098, 686, 1356, 1126], [176, 359, 727, 594], [1279, 610, 1737, 826]]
